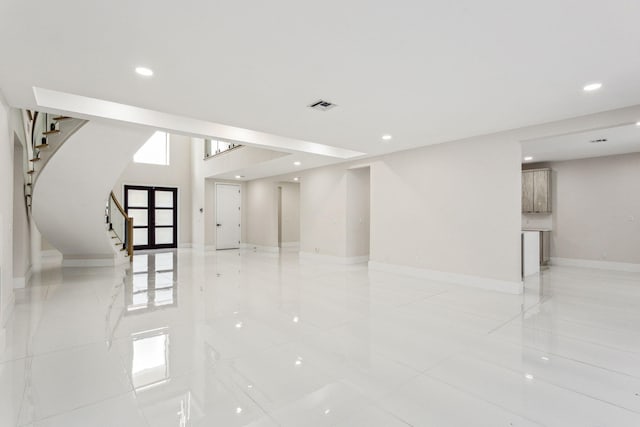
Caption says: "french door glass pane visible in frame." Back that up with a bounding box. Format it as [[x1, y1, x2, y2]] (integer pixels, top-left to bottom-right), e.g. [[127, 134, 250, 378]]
[[128, 190, 148, 207], [155, 209, 173, 226], [129, 209, 148, 227], [155, 191, 174, 208], [155, 228, 173, 245], [134, 228, 148, 246]]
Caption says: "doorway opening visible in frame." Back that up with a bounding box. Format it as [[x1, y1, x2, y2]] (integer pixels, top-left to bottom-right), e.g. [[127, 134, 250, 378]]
[[215, 183, 241, 250], [124, 185, 178, 250], [346, 166, 370, 261], [277, 182, 300, 250]]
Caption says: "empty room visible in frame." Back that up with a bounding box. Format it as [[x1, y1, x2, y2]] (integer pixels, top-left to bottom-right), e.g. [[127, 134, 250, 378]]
[[1, 1, 639, 426]]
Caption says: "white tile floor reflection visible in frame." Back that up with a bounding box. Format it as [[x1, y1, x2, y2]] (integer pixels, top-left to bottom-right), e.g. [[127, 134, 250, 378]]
[[1, 249, 640, 426]]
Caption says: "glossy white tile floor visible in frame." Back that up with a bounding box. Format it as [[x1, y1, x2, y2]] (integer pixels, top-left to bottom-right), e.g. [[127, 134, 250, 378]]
[[1, 249, 640, 426]]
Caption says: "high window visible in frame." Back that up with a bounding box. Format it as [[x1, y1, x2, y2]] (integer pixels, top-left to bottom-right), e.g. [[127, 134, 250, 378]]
[[134, 131, 170, 165]]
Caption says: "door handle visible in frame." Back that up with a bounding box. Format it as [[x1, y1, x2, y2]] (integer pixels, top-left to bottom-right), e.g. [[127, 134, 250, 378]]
[[216, 223, 222, 227]]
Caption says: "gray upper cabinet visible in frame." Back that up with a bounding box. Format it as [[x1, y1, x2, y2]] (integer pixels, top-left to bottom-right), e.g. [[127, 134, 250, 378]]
[[522, 169, 551, 213], [522, 171, 534, 212]]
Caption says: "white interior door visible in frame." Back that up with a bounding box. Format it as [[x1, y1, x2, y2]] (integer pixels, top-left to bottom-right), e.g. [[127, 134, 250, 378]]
[[216, 184, 241, 249]]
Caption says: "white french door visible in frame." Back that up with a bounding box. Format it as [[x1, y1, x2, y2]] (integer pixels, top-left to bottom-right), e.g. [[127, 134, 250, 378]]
[[215, 183, 241, 249]]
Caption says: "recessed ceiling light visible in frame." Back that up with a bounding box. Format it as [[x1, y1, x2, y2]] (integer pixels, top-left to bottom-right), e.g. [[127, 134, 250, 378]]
[[635, 121, 640, 126], [236, 407, 243, 415], [293, 177, 299, 181], [135, 66, 154, 77], [382, 134, 392, 141], [524, 373, 534, 380], [583, 82, 602, 92], [235, 175, 244, 179], [293, 161, 301, 166], [524, 156, 533, 161]]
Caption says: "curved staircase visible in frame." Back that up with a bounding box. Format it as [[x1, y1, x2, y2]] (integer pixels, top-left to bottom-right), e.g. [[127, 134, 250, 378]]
[[27, 113, 154, 266]]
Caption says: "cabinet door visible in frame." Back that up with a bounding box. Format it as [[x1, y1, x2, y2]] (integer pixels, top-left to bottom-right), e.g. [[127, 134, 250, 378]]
[[522, 171, 534, 213], [533, 170, 550, 213]]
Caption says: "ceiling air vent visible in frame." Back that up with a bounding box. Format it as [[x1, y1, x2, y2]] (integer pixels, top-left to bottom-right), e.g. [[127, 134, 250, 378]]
[[589, 138, 607, 144], [308, 99, 337, 111]]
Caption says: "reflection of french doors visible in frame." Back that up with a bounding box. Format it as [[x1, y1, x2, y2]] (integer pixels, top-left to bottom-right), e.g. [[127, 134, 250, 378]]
[[124, 185, 178, 250]]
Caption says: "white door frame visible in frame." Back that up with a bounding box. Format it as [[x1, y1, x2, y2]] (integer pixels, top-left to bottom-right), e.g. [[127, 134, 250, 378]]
[[215, 183, 241, 250]]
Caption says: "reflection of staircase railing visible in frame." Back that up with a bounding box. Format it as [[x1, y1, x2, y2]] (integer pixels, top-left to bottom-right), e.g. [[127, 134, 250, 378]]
[[107, 191, 134, 260]]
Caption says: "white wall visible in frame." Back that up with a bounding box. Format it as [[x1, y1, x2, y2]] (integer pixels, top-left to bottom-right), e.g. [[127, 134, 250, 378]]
[[521, 213, 552, 230], [245, 180, 279, 248], [0, 96, 14, 333], [548, 154, 640, 265], [299, 164, 348, 257], [295, 135, 522, 284], [113, 134, 193, 246], [279, 182, 300, 245], [12, 141, 30, 287], [191, 138, 206, 249], [369, 137, 521, 283]]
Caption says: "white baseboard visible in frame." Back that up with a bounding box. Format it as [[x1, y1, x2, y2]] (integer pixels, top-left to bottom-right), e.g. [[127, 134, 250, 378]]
[[242, 243, 280, 253], [13, 265, 33, 289], [280, 242, 300, 248], [41, 249, 62, 258], [62, 256, 116, 267], [189, 244, 218, 251], [551, 257, 640, 273], [368, 261, 523, 295], [299, 252, 369, 265]]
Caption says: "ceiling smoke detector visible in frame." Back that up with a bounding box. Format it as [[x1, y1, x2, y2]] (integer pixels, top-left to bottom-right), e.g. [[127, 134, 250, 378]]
[[589, 138, 607, 144], [308, 99, 337, 111]]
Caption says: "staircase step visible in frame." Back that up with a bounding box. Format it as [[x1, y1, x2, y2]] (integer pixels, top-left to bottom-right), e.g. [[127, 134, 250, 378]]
[[42, 130, 60, 136], [29, 158, 41, 162], [35, 143, 49, 149], [53, 116, 71, 121], [27, 170, 35, 174]]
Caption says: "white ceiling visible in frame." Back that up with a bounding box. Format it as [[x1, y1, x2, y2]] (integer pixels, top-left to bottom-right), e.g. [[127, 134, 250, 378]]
[[522, 123, 640, 162], [3, 0, 640, 164]]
